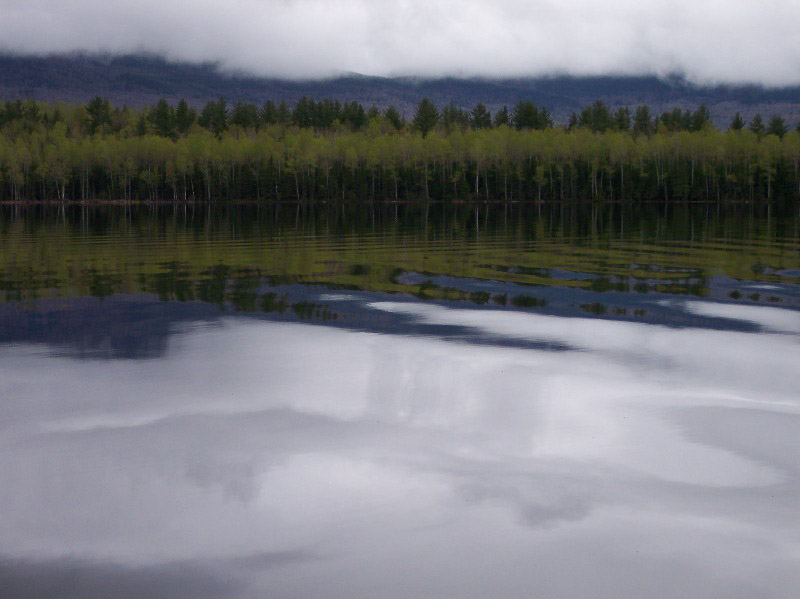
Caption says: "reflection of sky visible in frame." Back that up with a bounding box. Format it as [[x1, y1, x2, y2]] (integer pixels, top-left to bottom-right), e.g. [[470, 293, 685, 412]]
[[1, 300, 799, 598], [680, 300, 800, 334]]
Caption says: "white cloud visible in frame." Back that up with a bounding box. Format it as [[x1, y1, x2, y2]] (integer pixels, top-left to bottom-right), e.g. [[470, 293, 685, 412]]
[[0, 0, 799, 85]]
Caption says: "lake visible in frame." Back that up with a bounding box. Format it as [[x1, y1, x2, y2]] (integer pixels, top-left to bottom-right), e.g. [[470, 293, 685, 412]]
[[1, 202, 799, 598]]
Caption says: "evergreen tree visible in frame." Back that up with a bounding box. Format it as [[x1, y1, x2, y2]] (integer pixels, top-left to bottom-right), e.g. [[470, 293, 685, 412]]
[[633, 106, 653, 137], [659, 107, 692, 132], [513, 101, 542, 130], [748, 113, 765, 137], [134, 114, 148, 136], [441, 102, 469, 131], [149, 99, 176, 139], [539, 107, 553, 129], [766, 115, 787, 138], [341, 101, 367, 130], [260, 100, 278, 126], [384, 106, 404, 130], [613, 107, 631, 131], [112, 105, 131, 133], [567, 112, 579, 131], [316, 98, 343, 128], [412, 98, 439, 137], [690, 105, 712, 131], [493, 105, 510, 127], [292, 96, 316, 128], [729, 112, 745, 131], [579, 100, 612, 132], [231, 102, 259, 129], [276, 101, 291, 125], [0, 100, 23, 125], [198, 98, 228, 136], [85, 96, 112, 135], [24, 101, 41, 123], [470, 103, 491, 129], [175, 99, 196, 134]]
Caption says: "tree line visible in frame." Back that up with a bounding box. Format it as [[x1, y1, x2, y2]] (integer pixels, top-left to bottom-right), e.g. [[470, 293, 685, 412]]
[[0, 96, 799, 203]]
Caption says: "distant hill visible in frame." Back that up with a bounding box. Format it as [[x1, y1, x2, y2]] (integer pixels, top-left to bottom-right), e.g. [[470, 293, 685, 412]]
[[2, 53, 800, 126]]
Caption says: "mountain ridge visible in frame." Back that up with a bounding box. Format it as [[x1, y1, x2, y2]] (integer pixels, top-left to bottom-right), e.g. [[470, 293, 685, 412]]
[[2, 53, 800, 126]]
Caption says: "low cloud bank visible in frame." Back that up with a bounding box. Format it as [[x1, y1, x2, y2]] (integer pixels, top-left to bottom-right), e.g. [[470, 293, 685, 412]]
[[1, 1, 799, 86]]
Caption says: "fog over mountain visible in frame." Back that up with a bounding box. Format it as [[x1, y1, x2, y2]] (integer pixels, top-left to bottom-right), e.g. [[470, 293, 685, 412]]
[[1, 0, 799, 86], [3, 53, 800, 127]]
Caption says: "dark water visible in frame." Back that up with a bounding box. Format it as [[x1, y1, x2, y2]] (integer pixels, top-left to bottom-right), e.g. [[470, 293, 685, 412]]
[[1, 202, 799, 598]]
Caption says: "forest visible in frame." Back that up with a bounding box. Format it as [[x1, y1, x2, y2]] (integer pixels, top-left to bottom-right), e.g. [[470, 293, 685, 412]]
[[0, 96, 799, 203]]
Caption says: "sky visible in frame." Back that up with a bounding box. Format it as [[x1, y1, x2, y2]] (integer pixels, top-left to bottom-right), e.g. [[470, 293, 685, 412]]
[[1, 0, 799, 86]]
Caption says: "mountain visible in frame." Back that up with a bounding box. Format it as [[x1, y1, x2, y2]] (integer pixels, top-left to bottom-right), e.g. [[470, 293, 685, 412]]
[[2, 53, 800, 126]]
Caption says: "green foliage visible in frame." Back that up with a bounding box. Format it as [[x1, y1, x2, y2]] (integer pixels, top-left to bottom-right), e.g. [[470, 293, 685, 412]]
[[748, 113, 765, 137], [567, 112, 579, 131], [493, 106, 510, 128], [198, 98, 228, 136], [441, 102, 469, 132], [149, 99, 176, 139], [690, 105, 712, 131], [175, 99, 196, 134], [341, 101, 367, 130], [260, 100, 292, 126], [384, 106, 404, 130], [1, 96, 800, 203], [134, 114, 148, 136], [513, 101, 550, 130], [633, 106, 653, 137], [85, 96, 112, 135], [292, 96, 321, 128], [580, 100, 612, 132], [767, 116, 788, 139], [470, 103, 491, 129], [412, 98, 439, 137], [288, 97, 368, 130], [260, 100, 279, 125], [729, 112, 745, 131], [231, 102, 259, 129], [613, 107, 631, 131]]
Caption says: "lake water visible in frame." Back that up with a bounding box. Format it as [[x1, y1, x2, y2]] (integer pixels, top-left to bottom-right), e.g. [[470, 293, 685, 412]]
[[1, 202, 799, 598]]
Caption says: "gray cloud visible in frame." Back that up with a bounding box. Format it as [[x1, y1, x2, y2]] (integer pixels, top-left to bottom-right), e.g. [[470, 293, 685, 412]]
[[1, 1, 799, 85]]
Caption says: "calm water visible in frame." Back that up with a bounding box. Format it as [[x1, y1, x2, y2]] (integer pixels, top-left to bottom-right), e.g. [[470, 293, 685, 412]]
[[1, 202, 799, 598]]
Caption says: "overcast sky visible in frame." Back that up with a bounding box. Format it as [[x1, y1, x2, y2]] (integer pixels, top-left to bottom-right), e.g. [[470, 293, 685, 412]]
[[1, 0, 799, 85]]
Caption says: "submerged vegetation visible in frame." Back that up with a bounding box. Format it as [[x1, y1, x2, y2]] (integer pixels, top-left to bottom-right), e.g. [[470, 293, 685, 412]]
[[1, 96, 799, 202]]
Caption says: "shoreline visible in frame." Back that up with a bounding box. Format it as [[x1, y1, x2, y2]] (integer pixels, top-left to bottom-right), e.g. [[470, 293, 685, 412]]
[[0, 198, 787, 207]]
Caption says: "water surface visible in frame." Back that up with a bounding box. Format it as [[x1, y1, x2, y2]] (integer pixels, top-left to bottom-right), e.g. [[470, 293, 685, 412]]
[[1, 203, 799, 598]]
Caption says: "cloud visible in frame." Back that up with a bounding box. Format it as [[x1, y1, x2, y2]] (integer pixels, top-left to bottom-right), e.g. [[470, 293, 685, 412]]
[[0, 1, 799, 85], [2, 310, 800, 596]]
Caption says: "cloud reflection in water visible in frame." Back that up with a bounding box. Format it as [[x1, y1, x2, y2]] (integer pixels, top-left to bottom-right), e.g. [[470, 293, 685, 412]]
[[0, 300, 799, 598]]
